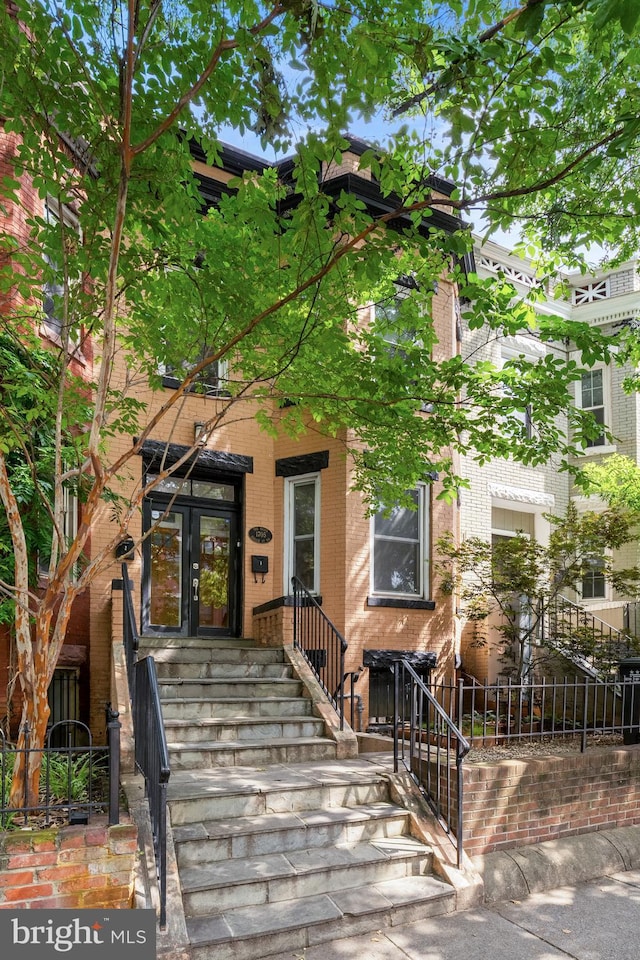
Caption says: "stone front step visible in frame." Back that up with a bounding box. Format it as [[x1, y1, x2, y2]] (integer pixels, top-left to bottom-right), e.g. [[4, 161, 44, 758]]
[[180, 836, 433, 915], [154, 661, 292, 680], [173, 801, 413, 865], [187, 876, 454, 960], [167, 737, 338, 770], [142, 643, 285, 666], [161, 695, 314, 721], [167, 759, 391, 826], [141, 639, 454, 959], [163, 715, 325, 743], [140, 636, 257, 650], [158, 677, 303, 700]]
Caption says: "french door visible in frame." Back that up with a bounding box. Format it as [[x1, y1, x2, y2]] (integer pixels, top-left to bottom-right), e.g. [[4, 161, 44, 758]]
[[142, 498, 240, 637]]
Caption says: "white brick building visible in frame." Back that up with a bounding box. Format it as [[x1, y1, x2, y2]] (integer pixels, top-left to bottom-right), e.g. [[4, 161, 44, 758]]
[[459, 240, 640, 680]]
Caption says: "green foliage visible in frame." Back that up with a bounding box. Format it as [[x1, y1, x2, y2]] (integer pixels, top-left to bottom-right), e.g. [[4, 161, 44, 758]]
[[582, 455, 640, 513], [0, 0, 637, 785], [437, 502, 640, 677]]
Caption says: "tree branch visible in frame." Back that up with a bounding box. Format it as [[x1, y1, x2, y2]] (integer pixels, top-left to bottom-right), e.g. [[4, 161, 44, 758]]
[[130, 3, 285, 157]]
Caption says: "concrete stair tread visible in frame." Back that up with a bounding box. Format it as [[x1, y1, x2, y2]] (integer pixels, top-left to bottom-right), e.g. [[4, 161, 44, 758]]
[[179, 836, 432, 894], [167, 736, 335, 751], [148, 647, 285, 662], [159, 677, 299, 687], [140, 637, 257, 648], [164, 715, 318, 730], [187, 876, 453, 945], [172, 800, 408, 843], [161, 695, 310, 705], [167, 756, 392, 802]]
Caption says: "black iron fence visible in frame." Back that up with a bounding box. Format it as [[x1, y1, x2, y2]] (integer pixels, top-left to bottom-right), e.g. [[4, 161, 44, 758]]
[[291, 576, 360, 730], [432, 675, 640, 751], [393, 659, 470, 868], [0, 715, 119, 830], [122, 562, 169, 929]]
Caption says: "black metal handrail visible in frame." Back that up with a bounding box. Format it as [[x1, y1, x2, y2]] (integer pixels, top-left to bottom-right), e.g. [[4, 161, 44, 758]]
[[122, 562, 140, 695], [291, 576, 349, 730], [539, 595, 636, 677], [133, 656, 170, 928], [121, 562, 170, 929], [393, 659, 470, 869]]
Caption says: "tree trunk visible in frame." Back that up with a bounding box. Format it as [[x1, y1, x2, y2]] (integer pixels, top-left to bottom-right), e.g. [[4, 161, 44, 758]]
[[8, 678, 50, 810]]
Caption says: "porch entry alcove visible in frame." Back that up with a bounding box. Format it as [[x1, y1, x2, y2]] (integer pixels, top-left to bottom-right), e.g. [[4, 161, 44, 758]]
[[139, 440, 253, 638]]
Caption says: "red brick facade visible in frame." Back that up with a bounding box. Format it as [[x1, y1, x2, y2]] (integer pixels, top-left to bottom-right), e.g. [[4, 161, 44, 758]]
[[462, 747, 640, 856], [0, 820, 137, 909], [1, 130, 462, 736]]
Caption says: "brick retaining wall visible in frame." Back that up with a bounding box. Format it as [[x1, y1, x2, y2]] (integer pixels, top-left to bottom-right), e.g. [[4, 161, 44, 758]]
[[463, 746, 640, 856], [0, 819, 138, 909]]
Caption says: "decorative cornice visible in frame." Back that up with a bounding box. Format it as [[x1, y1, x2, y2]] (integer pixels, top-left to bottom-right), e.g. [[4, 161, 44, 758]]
[[488, 483, 555, 507]]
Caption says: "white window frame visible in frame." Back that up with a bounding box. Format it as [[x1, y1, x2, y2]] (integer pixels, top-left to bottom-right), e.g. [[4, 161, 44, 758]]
[[374, 280, 420, 356], [284, 473, 320, 595], [580, 554, 608, 604], [577, 367, 607, 449], [38, 484, 79, 582], [498, 344, 538, 440], [42, 198, 81, 344], [370, 485, 429, 599], [573, 362, 616, 455]]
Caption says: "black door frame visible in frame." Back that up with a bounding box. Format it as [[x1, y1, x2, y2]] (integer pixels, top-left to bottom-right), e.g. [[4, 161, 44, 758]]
[[142, 491, 242, 638]]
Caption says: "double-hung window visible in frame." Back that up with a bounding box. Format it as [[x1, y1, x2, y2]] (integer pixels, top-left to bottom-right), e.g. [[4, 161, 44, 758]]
[[582, 559, 606, 600], [285, 474, 320, 594], [499, 345, 535, 440], [372, 486, 429, 598], [42, 199, 81, 343], [580, 369, 606, 448]]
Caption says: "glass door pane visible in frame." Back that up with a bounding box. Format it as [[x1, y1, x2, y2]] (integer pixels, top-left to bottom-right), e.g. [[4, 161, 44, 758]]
[[293, 480, 317, 591], [197, 515, 231, 630], [149, 508, 184, 628]]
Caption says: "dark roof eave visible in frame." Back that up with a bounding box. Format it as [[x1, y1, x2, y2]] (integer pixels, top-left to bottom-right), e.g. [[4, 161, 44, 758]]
[[279, 172, 463, 236]]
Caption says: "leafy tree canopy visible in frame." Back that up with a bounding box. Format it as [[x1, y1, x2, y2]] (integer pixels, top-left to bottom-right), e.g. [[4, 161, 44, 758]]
[[0, 0, 638, 799], [583, 454, 640, 513]]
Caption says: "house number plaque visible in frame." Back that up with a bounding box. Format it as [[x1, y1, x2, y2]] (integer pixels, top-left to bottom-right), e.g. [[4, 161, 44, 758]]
[[249, 526, 273, 544]]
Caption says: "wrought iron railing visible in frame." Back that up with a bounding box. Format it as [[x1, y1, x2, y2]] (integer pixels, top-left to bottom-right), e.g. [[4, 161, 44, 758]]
[[538, 595, 637, 677], [393, 659, 470, 868], [0, 716, 117, 829], [121, 562, 170, 929], [432, 674, 640, 751], [132, 656, 170, 928], [291, 576, 358, 730], [122, 562, 140, 692]]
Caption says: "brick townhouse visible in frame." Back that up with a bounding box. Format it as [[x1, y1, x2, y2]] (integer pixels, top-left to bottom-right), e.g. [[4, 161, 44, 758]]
[[0, 133, 465, 738]]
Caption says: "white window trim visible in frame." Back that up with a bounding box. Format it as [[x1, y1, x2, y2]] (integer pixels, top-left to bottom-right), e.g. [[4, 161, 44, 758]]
[[491, 528, 530, 540], [574, 362, 615, 455], [498, 344, 540, 438], [370, 484, 430, 599], [284, 473, 320, 595], [42, 197, 82, 347]]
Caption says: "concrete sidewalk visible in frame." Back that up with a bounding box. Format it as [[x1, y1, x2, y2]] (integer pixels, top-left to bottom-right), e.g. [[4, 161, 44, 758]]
[[262, 869, 640, 960]]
